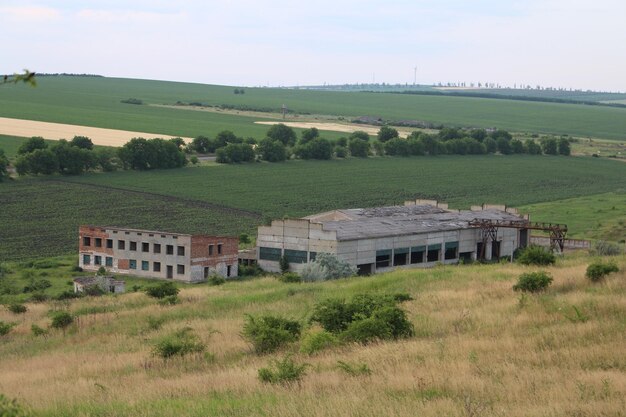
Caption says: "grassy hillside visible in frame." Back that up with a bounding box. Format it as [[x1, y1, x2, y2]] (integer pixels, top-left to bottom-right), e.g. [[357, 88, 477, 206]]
[[1, 156, 625, 261], [0, 253, 624, 416], [1, 76, 626, 140]]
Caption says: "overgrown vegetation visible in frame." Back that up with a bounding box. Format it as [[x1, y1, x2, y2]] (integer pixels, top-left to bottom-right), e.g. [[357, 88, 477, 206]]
[[512, 271, 553, 293], [515, 245, 556, 266], [586, 260, 619, 282], [242, 315, 301, 354], [145, 282, 179, 299], [300, 253, 357, 282], [152, 327, 205, 359], [258, 356, 308, 385]]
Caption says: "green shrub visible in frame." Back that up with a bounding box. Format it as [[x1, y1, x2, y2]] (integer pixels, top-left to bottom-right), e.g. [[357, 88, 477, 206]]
[[50, 311, 74, 330], [586, 260, 619, 282], [300, 253, 357, 282], [336, 360, 372, 376], [258, 356, 308, 385], [7, 304, 27, 314], [31, 324, 48, 337], [145, 282, 179, 299], [29, 292, 49, 303], [153, 327, 205, 359], [278, 272, 301, 283], [340, 317, 393, 344], [208, 275, 226, 286], [279, 256, 290, 273], [515, 245, 556, 266], [0, 321, 16, 336], [591, 241, 621, 256], [513, 271, 553, 293], [56, 290, 82, 300], [22, 279, 52, 293], [242, 315, 301, 354], [299, 330, 339, 355], [310, 298, 352, 333], [239, 264, 264, 277], [372, 306, 415, 338], [157, 295, 180, 306], [0, 394, 32, 417], [146, 316, 165, 331]]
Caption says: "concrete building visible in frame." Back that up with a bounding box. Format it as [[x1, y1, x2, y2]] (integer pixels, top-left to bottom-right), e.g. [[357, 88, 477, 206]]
[[257, 200, 530, 274], [73, 276, 125, 294], [79, 226, 238, 282]]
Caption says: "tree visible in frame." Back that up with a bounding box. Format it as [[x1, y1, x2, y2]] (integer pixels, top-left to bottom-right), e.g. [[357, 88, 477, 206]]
[[294, 138, 333, 160], [118, 138, 186, 170], [15, 149, 59, 175], [349, 131, 370, 142], [190, 136, 213, 153], [557, 138, 571, 156], [216, 143, 255, 163], [484, 137, 497, 153], [0, 149, 8, 182], [17, 137, 47, 155], [267, 124, 296, 147], [215, 130, 240, 148], [490, 129, 512, 142], [541, 137, 558, 155], [300, 128, 319, 144], [348, 138, 370, 158], [377, 126, 399, 143], [169, 137, 186, 150], [510, 139, 525, 154], [70, 136, 93, 150], [383, 138, 410, 156], [525, 140, 542, 155], [469, 128, 487, 141], [52, 140, 94, 175], [257, 138, 288, 162], [406, 137, 425, 155], [496, 137, 512, 155]]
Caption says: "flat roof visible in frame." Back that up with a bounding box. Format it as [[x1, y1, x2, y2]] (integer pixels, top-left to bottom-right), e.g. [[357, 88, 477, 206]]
[[306, 205, 523, 241], [79, 225, 234, 240]]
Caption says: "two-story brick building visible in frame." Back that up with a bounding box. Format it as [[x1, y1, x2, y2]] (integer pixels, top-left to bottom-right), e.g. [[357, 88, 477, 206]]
[[78, 226, 238, 282]]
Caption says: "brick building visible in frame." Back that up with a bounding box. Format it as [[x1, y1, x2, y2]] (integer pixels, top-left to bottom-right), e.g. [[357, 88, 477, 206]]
[[79, 226, 238, 282]]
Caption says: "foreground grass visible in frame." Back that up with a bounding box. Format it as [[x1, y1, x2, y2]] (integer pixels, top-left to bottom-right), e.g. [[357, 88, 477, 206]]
[[0, 253, 624, 416]]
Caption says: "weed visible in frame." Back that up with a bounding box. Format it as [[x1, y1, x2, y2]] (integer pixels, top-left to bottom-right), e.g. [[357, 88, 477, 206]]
[[7, 304, 27, 314], [152, 327, 205, 359], [258, 356, 308, 385], [299, 330, 339, 355], [336, 360, 372, 376]]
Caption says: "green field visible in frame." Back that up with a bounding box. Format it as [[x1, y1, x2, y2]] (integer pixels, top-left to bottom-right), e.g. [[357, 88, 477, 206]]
[[2, 155, 625, 261], [1, 76, 626, 140], [0, 253, 624, 416]]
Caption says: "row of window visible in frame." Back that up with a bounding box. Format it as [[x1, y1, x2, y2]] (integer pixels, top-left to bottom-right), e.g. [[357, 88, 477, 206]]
[[375, 243, 459, 269], [82, 254, 185, 275], [82, 236, 187, 256]]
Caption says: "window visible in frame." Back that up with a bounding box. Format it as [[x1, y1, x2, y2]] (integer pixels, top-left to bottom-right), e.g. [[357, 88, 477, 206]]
[[118, 240, 125, 250], [376, 249, 391, 268], [410, 246, 425, 264], [166, 245, 174, 255], [95, 238, 102, 248], [105, 256, 113, 267], [141, 242, 149, 253], [83, 254, 91, 265], [393, 248, 409, 266], [427, 244, 441, 262], [177, 264, 185, 275], [153, 243, 161, 254], [309, 252, 317, 261], [208, 244, 214, 256], [153, 262, 161, 272], [217, 244, 223, 255], [259, 247, 281, 261], [177, 246, 185, 256], [444, 242, 459, 260], [142, 261, 149, 271], [82, 236, 91, 246], [106, 239, 113, 249], [129, 259, 137, 270], [227, 265, 232, 277], [284, 249, 307, 264], [94, 255, 102, 265], [130, 241, 137, 251]]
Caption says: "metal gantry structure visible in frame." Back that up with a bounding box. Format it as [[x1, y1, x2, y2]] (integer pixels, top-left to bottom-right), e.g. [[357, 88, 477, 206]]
[[468, 218, 568, 260]]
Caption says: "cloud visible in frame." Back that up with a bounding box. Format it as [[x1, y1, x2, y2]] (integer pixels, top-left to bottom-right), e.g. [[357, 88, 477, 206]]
[[75, 9, 186, 23], [0, 6, 61, 22]]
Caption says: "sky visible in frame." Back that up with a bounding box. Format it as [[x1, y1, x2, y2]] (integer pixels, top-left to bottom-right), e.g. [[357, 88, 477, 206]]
[[2, 0, 626, 91]]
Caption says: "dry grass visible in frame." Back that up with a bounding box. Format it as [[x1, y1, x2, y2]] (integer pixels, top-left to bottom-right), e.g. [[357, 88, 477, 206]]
[[1, 254, 624, 417]]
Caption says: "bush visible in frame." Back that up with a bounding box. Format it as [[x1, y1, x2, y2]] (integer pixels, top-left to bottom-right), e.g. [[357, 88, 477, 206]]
[[300, 330, 339, 355], [120, 98, 143, 105], [23, 279, 52, 293], [29, 292, 49, 302], [31, 324, 48, 337], [0, 321, 15, 336], [586, 260, 619, 282], [341, 317, 392, 344], [7, 304, 27, 314], [239, 264, 264, 277], [513, 271, 553, 293], [300, 253, 357, 282], [0, 394, 32, 417], [279, 256, 290, 273], [145, 282, 179, 299], [242, 314, 301, 354], [591, 241, 622, 256], [153, 327, 205, 359], [208, 275, 226, 286], [50, 311, 74, 330], [157, 295, 180, 306], [258, 356, 308, 385], [515, 245, 556, 266], [278, 272, 301, 283], [372, 306, 415, 339]]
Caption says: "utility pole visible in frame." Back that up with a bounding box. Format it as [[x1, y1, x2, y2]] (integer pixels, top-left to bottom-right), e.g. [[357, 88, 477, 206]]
[[413, 66, 417, 85]]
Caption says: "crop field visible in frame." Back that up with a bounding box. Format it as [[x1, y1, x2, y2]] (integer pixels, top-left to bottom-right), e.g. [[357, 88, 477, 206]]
[[0, 253, 624, 416], [0, 179, 259, 261], [1, 76, 626, 140], [1, 155, 625, 261]]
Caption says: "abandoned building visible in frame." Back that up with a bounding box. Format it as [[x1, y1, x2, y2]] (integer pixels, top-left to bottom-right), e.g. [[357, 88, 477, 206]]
[[256, 200, 562, 275], [73, 276, 125, 294], [78, 226, 239, 282]]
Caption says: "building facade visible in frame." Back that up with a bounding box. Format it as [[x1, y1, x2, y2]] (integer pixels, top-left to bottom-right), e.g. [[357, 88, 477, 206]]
[[73, 276, 125, 294], [257, 200, 530, 274], [79, 226, 238, 282]]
